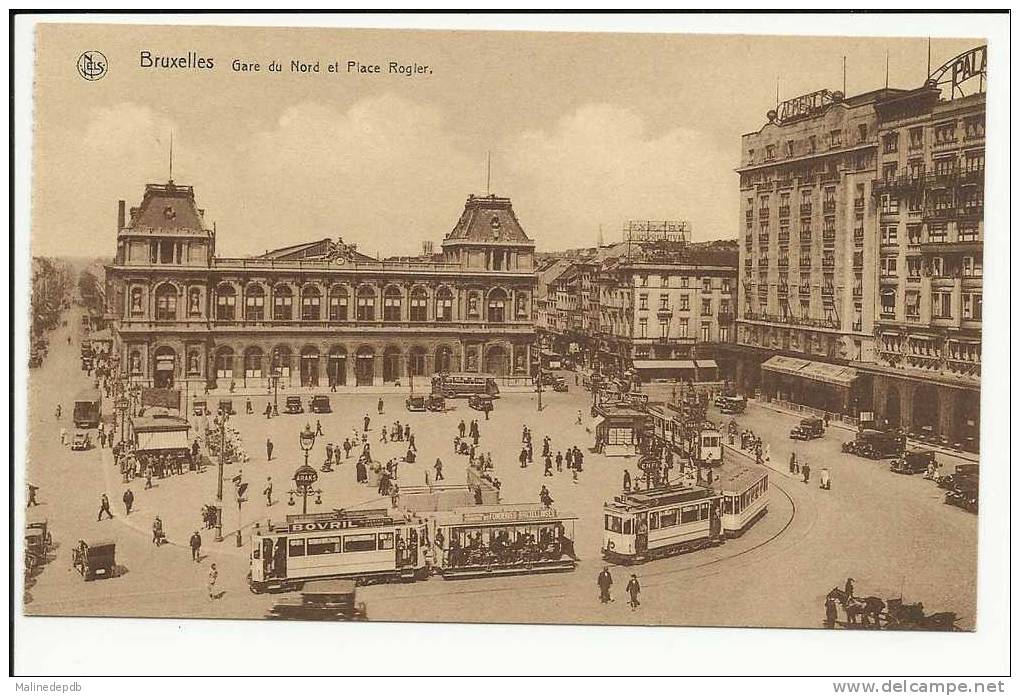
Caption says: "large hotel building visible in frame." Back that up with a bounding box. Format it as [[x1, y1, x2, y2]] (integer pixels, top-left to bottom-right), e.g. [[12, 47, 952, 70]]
[[105, 184, 538, 390], [731, 45, 985, 450]]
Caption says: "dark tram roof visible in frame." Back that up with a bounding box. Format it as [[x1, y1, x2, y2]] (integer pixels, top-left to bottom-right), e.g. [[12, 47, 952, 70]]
[[606, 484, 713, 513]]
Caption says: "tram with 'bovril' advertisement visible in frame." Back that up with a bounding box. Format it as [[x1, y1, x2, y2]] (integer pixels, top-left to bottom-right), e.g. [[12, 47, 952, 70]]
[[602, 459, 769, 564], [249, 504, 578, 591]]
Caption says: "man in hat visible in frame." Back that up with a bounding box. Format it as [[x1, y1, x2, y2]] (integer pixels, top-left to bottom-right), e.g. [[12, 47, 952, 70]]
[[597, 567, 614, 603], [626, 574, 642, 610]]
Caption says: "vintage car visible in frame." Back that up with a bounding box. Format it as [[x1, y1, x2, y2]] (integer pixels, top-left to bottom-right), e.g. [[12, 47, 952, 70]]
[[790, 417, 825, 441], [938, 463, 979, 490], [944, 474, 979, 513], [71, 431, 92, 451], [405, 395, 426, 412], [284, 396, 304, 414], [551, 376, 569, 392], [309, 395, 332, 414], [890, 448, 937, 475], [841, 429, 904, 459], [72, 539, 116, 581], [24, 519, 52, 573], [718, 395, 747, 415], [468, 394, 494, 413], [426, 393, 446, 412], [268, 580, 367, 621], [192, 399, 209, 417], [217, 399, 235, 416]]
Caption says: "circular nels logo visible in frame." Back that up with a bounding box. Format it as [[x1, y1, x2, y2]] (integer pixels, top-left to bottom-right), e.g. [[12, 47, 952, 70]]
[[77, 51, 108, 81]]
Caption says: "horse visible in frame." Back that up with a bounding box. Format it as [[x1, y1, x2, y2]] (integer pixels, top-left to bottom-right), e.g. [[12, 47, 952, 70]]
[[827, 587, 886, 628]]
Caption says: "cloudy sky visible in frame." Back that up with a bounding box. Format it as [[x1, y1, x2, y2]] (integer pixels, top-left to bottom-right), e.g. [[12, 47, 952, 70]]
[[30, 24, 979, 258]]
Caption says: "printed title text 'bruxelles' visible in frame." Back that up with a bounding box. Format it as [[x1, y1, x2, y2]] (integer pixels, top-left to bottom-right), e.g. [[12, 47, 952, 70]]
[[139, 51, 433, 77]]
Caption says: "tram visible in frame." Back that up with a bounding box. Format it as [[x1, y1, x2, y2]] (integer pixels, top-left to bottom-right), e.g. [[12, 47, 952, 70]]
[[249, 508, 429, 593], [430, 504, 578, 579], [647, 404, 723, 466], [713, 460, 769, 536], [602, 459, 769, 564]]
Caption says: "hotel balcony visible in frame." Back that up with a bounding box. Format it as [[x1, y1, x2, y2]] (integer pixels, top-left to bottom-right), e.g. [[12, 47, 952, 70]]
[[822, 201, 836, 214], [800, 204, 813, 216], [778, 205, 791, 218]]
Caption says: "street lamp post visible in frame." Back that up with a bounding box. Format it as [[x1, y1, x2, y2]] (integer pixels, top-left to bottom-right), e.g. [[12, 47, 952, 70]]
[[291, 425, 321, 514], [536, 375, 543, 412], [213, 409, 229, 542], [271, 350, 281, 415]]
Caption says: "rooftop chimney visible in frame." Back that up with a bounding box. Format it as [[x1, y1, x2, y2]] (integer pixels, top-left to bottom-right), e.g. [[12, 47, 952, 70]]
[[117, 200, 125, 230]]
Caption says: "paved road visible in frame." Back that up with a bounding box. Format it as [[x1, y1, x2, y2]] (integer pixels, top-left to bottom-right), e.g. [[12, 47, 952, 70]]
[[22, 308, 976, 628]]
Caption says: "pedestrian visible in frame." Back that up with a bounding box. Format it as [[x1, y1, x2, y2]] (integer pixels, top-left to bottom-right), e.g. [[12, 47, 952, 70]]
[[192, 439, 200, 462], [325, 442, 334, 464], [55, 404, 61, 420], [820, 467, 831, 490], [408, 433, 416, 452], [390, 482, 400, 508], [343, 439, 352, 458], [519, 447, 528, 468], [264, 437, 274, 462], [789, 452, 797, 474], [424, 469, 432, 488], [152, 515, 164, 545], [565, 448, 574, 470], [555, 451, 563, 472], [623, 469, 632, 492], [264, 403, 272, 419], [27, 483, 39, 507], [207, 563, 218, 600], [264, 477, 273, 506], [824, 597, 838, 629], [381, 426, 388, 443], [539, 485, 553, 508], [60, 427, 67, 446], [597, 566, 614, 603], [844, 577, 854, 600], [97, 493, 113, 521], [122, 488, 134, 516], [542, 436, 551, 457], [190, 531, 202, 562], [315, 420, 323, 436], [145, 465, 153, 490], [544, 455, 553, 477], [434, 458, 444, 481], [576, 410, 583, 425], [626, 574, 641, 610], [404, 424, 411, 441], [378, 398, 384, 414], [246, 397, 253, 414], [364, 414, 371, 432], [574, 447, 584, 472], [458, 420, 466, 438], [802, 463, 811, 484]]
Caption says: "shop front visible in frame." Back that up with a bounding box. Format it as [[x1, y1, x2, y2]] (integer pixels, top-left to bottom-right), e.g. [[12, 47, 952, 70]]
[[760, 355, 864, 417]]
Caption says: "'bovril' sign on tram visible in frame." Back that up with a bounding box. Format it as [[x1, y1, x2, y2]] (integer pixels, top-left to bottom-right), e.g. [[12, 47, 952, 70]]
[[285, 511, 394, 533]]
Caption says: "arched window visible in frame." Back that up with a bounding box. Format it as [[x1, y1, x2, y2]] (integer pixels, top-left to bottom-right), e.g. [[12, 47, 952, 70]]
[[410, 287, 428, 322], [154, 283, 178, 321], [188, 288, 202, 317], [328, 285, 349, 321], [273, 285, 293, 321], [383, 286, 402, 322], [301, 286, 322, 321], [436, 286, 453, 322], [271, 345, 292, 378], [244, 347, 263, 379], [214, 346, 234, 378], [356, 286, 376, 321], [129, 287, 144, 315], [244, 284, 265, 321], [487, 289, 507, 323], [215, 285, 236, 321]]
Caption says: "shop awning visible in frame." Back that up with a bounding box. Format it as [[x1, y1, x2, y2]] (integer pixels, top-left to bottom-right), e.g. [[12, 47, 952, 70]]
[[135, 429, 190, 452], [695, 359, 718, 369], [632, 360, 697, 370], [762, 355, 858, 387]]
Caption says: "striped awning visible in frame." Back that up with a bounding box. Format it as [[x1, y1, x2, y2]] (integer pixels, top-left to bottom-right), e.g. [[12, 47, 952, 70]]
[[633, 360, 697, 370], [762, 355, 858, 387]]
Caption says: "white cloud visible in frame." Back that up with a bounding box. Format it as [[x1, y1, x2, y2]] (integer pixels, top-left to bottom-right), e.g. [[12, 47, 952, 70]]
[[501, 104, 739, 249]]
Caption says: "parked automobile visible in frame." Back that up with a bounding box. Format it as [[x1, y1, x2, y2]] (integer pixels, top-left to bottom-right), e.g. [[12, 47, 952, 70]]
[[285, 396, 304, 414], [938, 463, 979, 490], [71, 431, 92, 451], [72, 539, 116, 581], [551, 377, 569, 392], [192, 400, 208, 417], [718, 395, 747, 415], [944, 474, 978, 513], [841, 429, 904, 459], [890, 448, 937, 475], [309, 395, 332, 414], [790, 417, 825, 441], [217, 399, 235, 416], [426, 393, 446, 412], [405, 395, 426, 412], [468, 394, 494, 413]]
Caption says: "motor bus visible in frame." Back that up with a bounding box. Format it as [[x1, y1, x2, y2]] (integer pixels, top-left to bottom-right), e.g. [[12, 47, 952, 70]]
[[73, 388, 102, 429], [429, 504, 577, 578], [249, 508, 429, 592], [431, 373, 500, 398]]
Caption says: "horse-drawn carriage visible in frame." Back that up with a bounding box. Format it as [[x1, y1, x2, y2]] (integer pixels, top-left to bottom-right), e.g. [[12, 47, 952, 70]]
[[825, 586, 960, 631]]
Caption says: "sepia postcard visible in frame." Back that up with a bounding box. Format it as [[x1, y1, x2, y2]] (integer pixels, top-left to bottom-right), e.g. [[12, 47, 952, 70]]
[[13, 14, 1011, 680]]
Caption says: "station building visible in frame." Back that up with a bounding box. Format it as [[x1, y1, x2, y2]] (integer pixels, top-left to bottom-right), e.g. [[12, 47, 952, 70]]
[[105, 182, 538, 390]]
